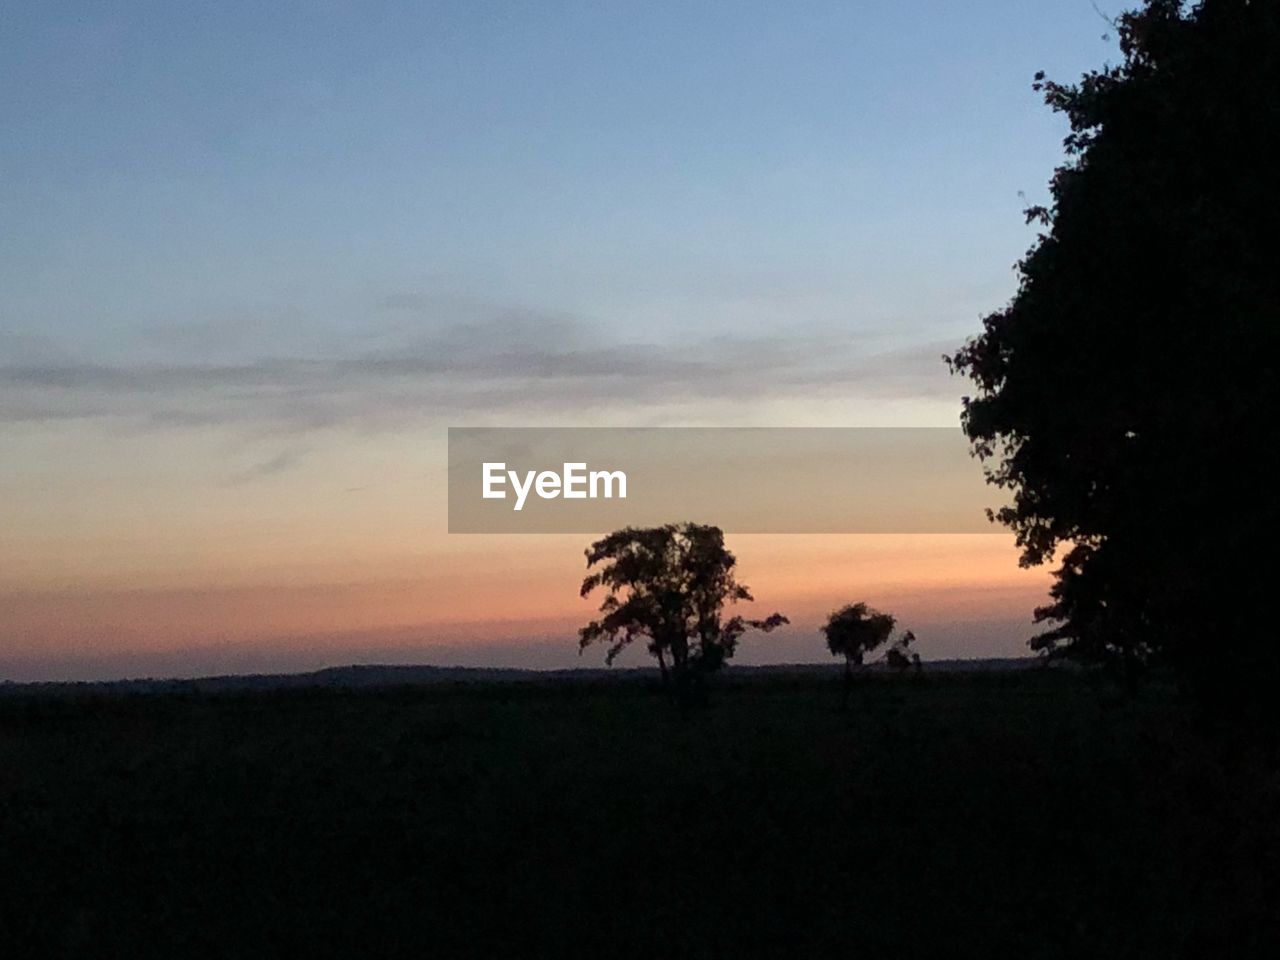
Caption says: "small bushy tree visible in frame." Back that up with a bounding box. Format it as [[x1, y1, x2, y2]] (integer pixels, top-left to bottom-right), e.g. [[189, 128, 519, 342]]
[[884, 630, 921, 674], [821, 603, 896, 681]]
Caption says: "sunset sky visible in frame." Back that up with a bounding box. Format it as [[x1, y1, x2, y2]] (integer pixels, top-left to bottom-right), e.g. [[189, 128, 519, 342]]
[[0, 2, 1116, 680]]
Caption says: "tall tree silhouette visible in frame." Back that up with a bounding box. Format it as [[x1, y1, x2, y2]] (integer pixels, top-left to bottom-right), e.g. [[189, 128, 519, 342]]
[[948, 0, 1278, 731], [579, 523, 787, 701]]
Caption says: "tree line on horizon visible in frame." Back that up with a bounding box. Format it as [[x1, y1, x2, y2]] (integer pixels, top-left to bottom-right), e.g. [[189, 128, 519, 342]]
[[577, 521, 918, 705]]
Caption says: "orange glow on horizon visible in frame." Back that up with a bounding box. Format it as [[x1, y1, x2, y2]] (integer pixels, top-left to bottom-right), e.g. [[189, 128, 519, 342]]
[[1, 534, 1051, 674]]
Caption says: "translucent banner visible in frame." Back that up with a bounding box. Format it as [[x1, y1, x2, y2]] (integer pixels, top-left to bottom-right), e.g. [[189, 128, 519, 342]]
[[448, 427, 1001, 533]]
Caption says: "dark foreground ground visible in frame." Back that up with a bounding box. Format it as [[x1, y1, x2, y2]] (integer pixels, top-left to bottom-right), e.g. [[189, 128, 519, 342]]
[[1, 668, 1276, 958]]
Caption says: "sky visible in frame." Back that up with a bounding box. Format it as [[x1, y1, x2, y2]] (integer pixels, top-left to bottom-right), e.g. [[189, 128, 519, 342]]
[[0, 1, 1121, 680]]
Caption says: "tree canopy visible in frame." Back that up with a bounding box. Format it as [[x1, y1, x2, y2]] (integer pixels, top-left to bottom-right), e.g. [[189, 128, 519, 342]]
[[578, 523, 787, 696], [948, 0, 1278, 725], [821, 603, 897, 675], [884, 630, 920, 674]]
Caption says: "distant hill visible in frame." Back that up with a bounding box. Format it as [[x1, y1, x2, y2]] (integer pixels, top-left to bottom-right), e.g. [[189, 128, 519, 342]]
[[0, 658, 1040, 698]]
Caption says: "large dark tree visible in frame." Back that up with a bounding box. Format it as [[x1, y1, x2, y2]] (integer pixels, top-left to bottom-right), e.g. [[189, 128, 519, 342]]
[[579, 523, 787, 700], [948, 0, 1278, 732]]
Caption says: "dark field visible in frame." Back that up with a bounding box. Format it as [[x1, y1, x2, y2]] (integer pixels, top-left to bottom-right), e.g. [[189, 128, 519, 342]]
[[1, 669, 1276, 958]]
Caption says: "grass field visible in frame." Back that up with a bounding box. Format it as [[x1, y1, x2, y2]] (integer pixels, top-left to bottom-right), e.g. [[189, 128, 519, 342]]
[[1, 668, 1276, 958]]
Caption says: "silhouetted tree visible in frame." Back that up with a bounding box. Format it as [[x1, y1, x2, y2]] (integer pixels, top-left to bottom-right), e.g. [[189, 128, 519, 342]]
[[884, 629, 920, 674], [947, 0, 1278, 733], [822, 603, 896, 683], [579, 523, 787, 702]]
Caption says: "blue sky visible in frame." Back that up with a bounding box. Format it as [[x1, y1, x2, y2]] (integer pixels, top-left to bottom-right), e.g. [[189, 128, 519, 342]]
[[3, 1, 1117, 369], [1, 1, 1124, 678]]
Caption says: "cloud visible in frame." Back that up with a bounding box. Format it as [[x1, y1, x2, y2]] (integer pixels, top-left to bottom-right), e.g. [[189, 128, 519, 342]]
[[225, 445, 311, 485], [0, 313, 962, 431]]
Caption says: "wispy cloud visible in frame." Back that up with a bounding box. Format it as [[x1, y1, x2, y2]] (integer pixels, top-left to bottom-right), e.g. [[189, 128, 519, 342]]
[[224, 445, 311, 485], [0, 313, 961, 431]]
